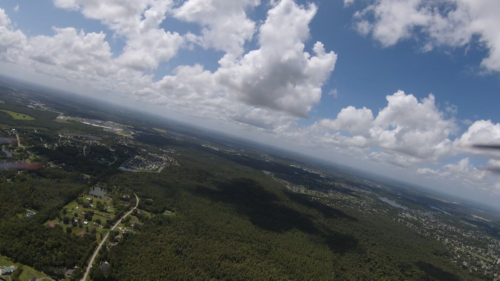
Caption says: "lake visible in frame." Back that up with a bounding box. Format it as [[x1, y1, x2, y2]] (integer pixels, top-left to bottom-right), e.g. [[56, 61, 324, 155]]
[[430, 206, 452, 216], [379, 197, 408, 210], [89, 187, 106, 197]]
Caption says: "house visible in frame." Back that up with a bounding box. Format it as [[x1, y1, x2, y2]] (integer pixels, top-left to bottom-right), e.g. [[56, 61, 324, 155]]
[[81, 211, 86, 215], [83, 221, 88, 225], [26, 211, 36, 218], [90, 204, 94, 208], [131, 222, 142, 227], [86, 198, 91, 201], [101, 262, 110, 273], [1, 266, 16, 275], [65, 269, 74, 277]]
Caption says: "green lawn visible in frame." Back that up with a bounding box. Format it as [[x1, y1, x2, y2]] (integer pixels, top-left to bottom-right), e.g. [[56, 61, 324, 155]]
[[137, 209, 152, 218], [117, 130, 131, 136], [0, 110, 35, 120], [153, 128, 167, 133], [47, 193, 116, 234], [53, 119, 72, 124], [0, 254, 51, 280]]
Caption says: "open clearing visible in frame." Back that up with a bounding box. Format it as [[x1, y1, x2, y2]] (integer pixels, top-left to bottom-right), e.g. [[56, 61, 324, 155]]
[[0, 254, 51, 280], [53, 119, 72, 124], [46, 194, 116, 237], [0, 110, 35, 120], [153, 128, 167, 133]]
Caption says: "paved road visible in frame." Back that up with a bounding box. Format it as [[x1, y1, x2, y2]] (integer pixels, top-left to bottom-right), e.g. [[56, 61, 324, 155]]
[[15, 133, 21, 148], [81, 193, 139, 281]]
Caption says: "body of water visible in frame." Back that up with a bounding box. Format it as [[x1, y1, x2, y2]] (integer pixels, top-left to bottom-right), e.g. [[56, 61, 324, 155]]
[[430, 206, 452, 216], [118, 167, 138, 173], [379, 197, 408, 210], [90, 187, 106, 197]]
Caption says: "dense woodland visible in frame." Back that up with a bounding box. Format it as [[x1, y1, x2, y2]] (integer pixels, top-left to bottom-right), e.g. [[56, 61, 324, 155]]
[[0, 89, 486, 280], [86, 147, 481, 281]]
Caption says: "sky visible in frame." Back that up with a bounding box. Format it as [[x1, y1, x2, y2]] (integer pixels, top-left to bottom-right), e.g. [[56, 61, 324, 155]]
[[1, 0, 500, 207]]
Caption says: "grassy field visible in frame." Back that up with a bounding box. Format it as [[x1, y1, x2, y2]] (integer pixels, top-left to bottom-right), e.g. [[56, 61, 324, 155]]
[[47, 194, 116, 235], [53, 119, 72, 124], [117, 130, 131, 136], [0, 254, 51, 280], [153, 128, 167, 133], [0, 110, 35, 120]]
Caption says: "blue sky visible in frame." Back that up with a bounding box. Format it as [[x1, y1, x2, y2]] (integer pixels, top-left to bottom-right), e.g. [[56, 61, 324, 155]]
[[1, 0, 500, 206]]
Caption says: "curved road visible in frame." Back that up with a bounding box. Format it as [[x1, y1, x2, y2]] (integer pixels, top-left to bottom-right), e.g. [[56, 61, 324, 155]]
[[81, 193, 139, 281]]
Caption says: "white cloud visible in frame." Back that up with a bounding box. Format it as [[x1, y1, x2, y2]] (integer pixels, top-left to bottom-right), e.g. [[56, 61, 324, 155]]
[[454, 119, 500, 160], [0, 1, 497, 197], [455, 120, 500, 146], [318, 106, 373, 135], [216, 0, 337, 117], [53, 0, 169, 35], [116, 28, 184, 71], [173, 0, 260, 55], [352, 0, 500, 73], [14, 5, 19, 13], [311, 90, 457, 163], [417, 158, 497, 193], [328, 88, 338, 98], [417, 167, 440, 175], [487, 159, 500, 168], [344, 0, 355, 7], [371, 91, 457, 160], [26, 28, 113, 75], [0, 9, 26, 63], [54, 0, 184, 71]]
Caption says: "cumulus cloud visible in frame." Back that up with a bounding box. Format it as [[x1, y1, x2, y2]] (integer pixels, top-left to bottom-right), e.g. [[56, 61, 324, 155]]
[[417, 158, 499, 193], [173, 0, 260, 55], [26, 28, 114, 75], [54, 0, 184, 71], [454, 119, 500, 161], [0, 1, 497, 195], [0, 9, 26, 63], [313, 90, 457, 163], [455, 120, 500, 146], [318, 106, 373, 136], [352, 0, 500, 73], [50, 0, 337, 118], [216, 0, 337, 117]]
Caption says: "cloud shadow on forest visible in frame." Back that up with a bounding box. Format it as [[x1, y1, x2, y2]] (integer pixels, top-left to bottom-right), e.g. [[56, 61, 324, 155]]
[[285, 191, 357, 221], [415, 262, 460, 281], [194, 178, 359, 254]]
